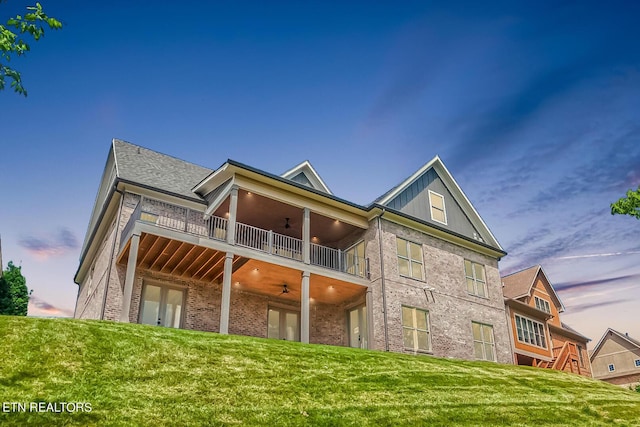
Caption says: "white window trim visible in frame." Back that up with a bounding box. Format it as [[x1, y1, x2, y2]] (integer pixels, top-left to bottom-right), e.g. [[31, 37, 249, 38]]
[[608, 363, 615, 372], [534, 296, 551, 314], [428, 190, 447, 225], [472, 321, 496, 362], [402, 306, 431, 353], [464, 260, 488, 298], [396, 237, 425, 281], [514, 314, 548, 349]]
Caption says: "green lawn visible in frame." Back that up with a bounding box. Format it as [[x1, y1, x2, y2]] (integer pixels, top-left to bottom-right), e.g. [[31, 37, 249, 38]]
[[1, 317, 639, 426]]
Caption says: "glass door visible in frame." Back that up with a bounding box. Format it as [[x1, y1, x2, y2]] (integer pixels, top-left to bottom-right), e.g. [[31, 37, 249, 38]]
[[348, 305, 368, 349], [140, 284, 184, 328], [267, 307, 300, 341]]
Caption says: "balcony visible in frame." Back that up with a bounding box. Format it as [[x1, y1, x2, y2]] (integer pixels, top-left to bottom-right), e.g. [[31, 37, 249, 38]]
[[121, 197, 369, 279]]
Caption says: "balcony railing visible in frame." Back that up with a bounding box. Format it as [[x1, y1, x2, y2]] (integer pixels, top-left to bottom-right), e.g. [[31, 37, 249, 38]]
[[121, 197, 368, 278]]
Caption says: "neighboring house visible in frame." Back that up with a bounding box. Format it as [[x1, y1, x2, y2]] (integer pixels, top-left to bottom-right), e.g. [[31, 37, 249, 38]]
[[502, 265, 592, 376], [74, 139, 512, 363], [590, 328, 640, 387]]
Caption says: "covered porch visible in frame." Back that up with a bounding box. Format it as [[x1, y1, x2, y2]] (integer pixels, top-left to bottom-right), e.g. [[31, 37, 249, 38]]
[[117, 230, 371, 348]]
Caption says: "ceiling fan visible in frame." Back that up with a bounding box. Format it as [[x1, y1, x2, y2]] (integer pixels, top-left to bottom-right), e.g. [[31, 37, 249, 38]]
[[279, 284, 290, 295], [284, 217, 291, 229]]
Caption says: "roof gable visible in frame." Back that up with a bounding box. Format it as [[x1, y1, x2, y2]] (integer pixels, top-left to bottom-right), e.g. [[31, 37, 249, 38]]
[[590, 328, 640, 360], [376, 156, 502, 251], [502, 265, 565, 311], [280, 161, 332, 194]]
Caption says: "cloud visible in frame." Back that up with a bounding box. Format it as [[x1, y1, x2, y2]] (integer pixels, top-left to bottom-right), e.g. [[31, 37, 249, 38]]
[[564, 298, 628, 314], [555, 250, 640, 260], [28, 295, 74, 317], [554, 273, 640, 292], [19, 228, 79, 259]]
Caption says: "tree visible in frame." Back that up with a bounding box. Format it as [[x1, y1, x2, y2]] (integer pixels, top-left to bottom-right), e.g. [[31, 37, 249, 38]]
[[1, 1, 62, 96], [611, 186, 640, 220], [0, 261, 30, 315]]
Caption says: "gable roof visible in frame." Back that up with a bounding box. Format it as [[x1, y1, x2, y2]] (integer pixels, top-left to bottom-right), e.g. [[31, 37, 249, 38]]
[[374, 156, 503, 252], [501, 265, 565, 312], [590, 328, 640, 360], [113, 139, 213, 201], [280, 160, 332, 194]]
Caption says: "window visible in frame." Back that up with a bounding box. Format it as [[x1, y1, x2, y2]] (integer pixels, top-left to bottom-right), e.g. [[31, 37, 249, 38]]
[[472, 322, 496, 361], [635, 359, 640, 368], [402, 306, 431, 353], [428, 190, 447, 225], [577, 345, 585, 367], [534, 296, 551, 313], [515, 314, 547, 348], [608, 364, 615, 372], [396, 238, 424, 280], [464, 260, 487, 298]]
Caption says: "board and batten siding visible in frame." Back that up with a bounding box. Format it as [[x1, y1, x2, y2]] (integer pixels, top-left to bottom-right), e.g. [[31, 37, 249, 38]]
[[386, 168, 482, 241]]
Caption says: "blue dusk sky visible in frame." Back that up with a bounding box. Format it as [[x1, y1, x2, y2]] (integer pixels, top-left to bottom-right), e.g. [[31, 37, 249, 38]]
[[0, 1, 638, 346]]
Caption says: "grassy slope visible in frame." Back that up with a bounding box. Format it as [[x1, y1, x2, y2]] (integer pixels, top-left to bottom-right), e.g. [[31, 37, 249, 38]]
[[1, 317, 639, 426]]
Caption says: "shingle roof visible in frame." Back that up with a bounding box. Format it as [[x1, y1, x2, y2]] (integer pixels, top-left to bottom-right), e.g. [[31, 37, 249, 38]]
[[113, 139, 213, 201], [501, 265, 540, 299], [560, 322, 591, 342]]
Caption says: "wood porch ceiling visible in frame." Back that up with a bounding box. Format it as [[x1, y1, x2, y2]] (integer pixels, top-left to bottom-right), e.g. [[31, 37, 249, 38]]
[[118, 234, 366, 305], [118, 233, 248, 282]]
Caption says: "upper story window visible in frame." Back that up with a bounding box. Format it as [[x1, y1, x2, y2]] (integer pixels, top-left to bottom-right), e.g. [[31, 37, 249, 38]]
[[635, 359, 640, 368], [428, 190, 447, 225], [402, 306, 431, 353], [344, 241, 366, 278], [464, 260, 487, 298], [472, 322, 496, 361], [396, 237, 424, 280], [608, 363, 615, 372], [515, 314, 547, 349], [534, 296, 551, 313]]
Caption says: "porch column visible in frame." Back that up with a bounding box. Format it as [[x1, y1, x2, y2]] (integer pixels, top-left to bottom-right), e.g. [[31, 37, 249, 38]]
[[301, 271, 310, 343], [227, 186, 239, 245], [219, 251, 234, 334], [120, 232, 140, 322], [366, 288, 375, 349], [302, 207, 310, 264]]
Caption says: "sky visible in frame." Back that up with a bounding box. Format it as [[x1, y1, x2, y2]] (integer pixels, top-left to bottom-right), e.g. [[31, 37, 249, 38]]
[[0, 0, 638, 347]]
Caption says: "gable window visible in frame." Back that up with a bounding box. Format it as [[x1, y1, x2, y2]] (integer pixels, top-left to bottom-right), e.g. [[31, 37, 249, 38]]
[[396, 238, 424, 280], [515, 314, 547, 348], [608, 364, 615, 372], [402, 306, 431, 353], [428, 190, 447, 225], [534, 296, 551, 314], [464, 260, 487, 298], [472, 322, 496, 361], [635, 359, 640, 368]]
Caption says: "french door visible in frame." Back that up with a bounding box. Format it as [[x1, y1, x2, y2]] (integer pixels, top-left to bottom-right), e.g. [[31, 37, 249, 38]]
[[267, 307, 300, 341], [348, 305, 368, 349], [139, 284, 184, 328]]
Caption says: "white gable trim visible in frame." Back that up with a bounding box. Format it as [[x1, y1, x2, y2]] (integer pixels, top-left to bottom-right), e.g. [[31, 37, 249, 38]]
[[378, 156, 503, 251], [203, 179, 234, 219], [281, 160, 332, 195]]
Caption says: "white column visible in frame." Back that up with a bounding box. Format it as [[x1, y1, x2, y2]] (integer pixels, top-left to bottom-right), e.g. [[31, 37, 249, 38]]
[[303, 208, 310, 264], [301, 271, 310, 343], [219, 252, 234, 334], [366, 288, 375, 349], [120, 233, 140, 322], [227, 186, 239, 245]]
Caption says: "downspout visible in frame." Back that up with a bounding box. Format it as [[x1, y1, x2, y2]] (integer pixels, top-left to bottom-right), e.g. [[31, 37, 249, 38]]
[[100, 186, 125, 320], [377, 209, 389, 352]]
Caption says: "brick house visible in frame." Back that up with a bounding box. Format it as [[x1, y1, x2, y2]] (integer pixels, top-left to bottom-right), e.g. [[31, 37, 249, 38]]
[[590, 328, 640, 387], [502, 265, 592, 376], [74, 139, 512, 362]]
